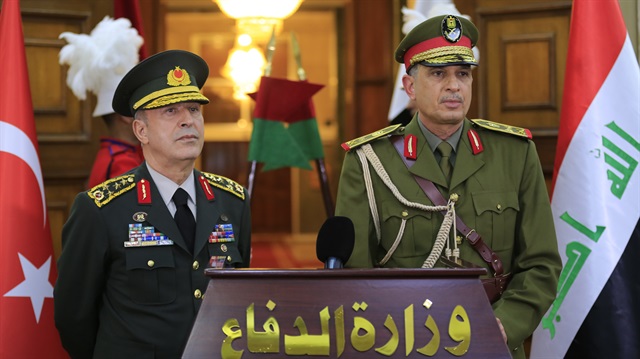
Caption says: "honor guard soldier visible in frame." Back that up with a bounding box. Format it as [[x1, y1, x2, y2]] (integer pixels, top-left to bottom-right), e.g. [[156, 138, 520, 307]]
[[58, 17, 145, 189], [335, 15, 561, 359], [54, 50, 252, 359]]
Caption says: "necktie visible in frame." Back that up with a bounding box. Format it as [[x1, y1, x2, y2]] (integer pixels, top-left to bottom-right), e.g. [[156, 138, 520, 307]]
[[173, 188, 195, 252], [437, 141, 453, 184]]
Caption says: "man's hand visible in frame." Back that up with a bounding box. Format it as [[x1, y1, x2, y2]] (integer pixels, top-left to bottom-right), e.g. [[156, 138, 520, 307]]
[[496, 317, 507, 343]]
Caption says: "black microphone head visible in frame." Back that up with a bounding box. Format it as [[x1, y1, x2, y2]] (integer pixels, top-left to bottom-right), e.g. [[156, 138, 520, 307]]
[[316, 216, 355, 264]]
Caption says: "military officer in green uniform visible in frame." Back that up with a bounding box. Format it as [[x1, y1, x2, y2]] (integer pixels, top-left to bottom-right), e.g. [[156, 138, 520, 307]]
[[335, 15, 561, 358], [54, 50, 252, 358]]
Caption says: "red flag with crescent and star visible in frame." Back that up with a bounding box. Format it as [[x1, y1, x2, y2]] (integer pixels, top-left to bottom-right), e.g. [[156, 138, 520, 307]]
[[0, 1, 67, 357]]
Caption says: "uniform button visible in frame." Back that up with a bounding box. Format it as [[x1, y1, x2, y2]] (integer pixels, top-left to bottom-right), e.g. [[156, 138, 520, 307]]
[[194, 289, 202, 299], [496, 204, 502, 210], [227, 256, 232, 262], [192, 261, 200, 270], [456, 235, 463, 245], [449, 193, 459, 202], [147, 260, 155, 268], [402, 210, 408, 217]]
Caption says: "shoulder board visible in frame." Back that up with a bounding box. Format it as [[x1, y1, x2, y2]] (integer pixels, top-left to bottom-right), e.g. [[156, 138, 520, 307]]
[[471, 119, 532, 139], [202, 172, 246, 200], [341, 124, 402, 151], [87, 174, 136, 208]]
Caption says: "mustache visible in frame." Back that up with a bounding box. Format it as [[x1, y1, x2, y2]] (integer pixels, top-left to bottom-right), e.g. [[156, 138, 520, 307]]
[[439, 94, 463, 103]]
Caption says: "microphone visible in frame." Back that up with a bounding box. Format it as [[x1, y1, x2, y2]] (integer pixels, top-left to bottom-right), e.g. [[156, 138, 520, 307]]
[[316, 216, 355, 269]]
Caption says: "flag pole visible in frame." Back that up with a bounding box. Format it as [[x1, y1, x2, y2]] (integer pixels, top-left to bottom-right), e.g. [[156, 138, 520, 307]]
[[292, 32, 334, 218], [246, 28, 277, 199]]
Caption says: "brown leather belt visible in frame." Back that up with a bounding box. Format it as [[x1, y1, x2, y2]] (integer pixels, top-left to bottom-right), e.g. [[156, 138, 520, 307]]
[[389, 135, 510, 302]]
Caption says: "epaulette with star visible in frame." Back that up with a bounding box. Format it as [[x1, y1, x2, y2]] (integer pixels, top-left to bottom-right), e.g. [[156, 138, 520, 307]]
[[201, 172, 245, 200], [341, 124, 402, 151], [471, 119, 532, 139], [87, 174, 136, 208]]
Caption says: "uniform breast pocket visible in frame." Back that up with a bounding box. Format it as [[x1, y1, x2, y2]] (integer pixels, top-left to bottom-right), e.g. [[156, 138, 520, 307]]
[[125, 247, 176, 304], [380, 199, 433, 261], [471, 191, 519, 251], [207, 242, 243, 268]]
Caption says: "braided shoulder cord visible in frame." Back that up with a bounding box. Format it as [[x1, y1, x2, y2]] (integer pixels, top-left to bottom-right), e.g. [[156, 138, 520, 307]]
[[356, 148, 382, 243], [378, 218, 406, 266], [358, 144, 455, 268], [360, 144, 447, 213]]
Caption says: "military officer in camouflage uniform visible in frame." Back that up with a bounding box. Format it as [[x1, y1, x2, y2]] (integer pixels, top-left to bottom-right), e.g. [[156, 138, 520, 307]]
[[335, 15, 561, 359], [54, 50, 251, 358]]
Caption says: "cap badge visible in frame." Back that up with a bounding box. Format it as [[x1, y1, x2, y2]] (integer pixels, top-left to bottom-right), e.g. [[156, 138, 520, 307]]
[[441, 15, 463, 43], [167, 66, 192, 87]]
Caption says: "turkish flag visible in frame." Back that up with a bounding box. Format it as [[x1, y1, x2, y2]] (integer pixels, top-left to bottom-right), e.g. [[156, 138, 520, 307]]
[[0, 1, 67, 357]]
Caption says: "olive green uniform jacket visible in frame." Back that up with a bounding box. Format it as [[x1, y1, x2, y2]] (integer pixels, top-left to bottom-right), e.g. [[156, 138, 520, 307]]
[[335, 118, 561, 358], [54, 163, 251, 359]]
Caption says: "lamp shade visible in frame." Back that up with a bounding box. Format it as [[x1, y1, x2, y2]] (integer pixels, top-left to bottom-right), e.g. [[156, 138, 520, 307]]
[[215, 0, 303, 20]]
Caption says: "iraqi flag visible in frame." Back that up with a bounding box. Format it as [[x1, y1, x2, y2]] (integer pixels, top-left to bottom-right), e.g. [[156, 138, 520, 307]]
[[530, 0, 640, 358], [0, 1, 68, 357]]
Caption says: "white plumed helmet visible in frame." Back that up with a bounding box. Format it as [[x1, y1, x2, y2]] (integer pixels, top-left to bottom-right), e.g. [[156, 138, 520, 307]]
[[59, 16, 143, 117]]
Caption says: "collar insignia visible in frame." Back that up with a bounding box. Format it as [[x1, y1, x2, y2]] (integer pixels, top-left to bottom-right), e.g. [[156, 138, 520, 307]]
[[137, 179, 152, 204], [199, 175, 215, 201], [404, 134, 417, 160], [467, 129, 484, 155]]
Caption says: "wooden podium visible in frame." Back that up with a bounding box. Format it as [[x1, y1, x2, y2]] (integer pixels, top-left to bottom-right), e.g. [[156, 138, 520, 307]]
[[183, 268, 511, 358]]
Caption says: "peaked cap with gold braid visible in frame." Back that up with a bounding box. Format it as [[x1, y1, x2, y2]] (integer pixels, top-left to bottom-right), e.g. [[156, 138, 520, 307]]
[[395, 14, 478, 72], [113, 49, 209, 117]]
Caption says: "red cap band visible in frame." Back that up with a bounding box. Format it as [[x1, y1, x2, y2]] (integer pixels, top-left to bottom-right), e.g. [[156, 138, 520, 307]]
[[403, 36, 472, 70]]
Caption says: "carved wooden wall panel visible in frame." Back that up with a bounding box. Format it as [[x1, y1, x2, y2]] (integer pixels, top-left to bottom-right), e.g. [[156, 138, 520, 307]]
[[502, 33, 556, 111], [477, 1, 571, 183], [18, 0, 112, 258], [349, 0, 396, 138]]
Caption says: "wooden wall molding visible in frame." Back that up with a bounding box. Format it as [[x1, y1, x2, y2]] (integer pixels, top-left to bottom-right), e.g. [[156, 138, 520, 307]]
[[500, 32, 557, 111], [23, 9, 94, 143], [475, 1, 571, 122]]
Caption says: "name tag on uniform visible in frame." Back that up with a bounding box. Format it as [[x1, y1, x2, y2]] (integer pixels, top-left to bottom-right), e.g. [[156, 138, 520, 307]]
[[124, 223, 174, 247]]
